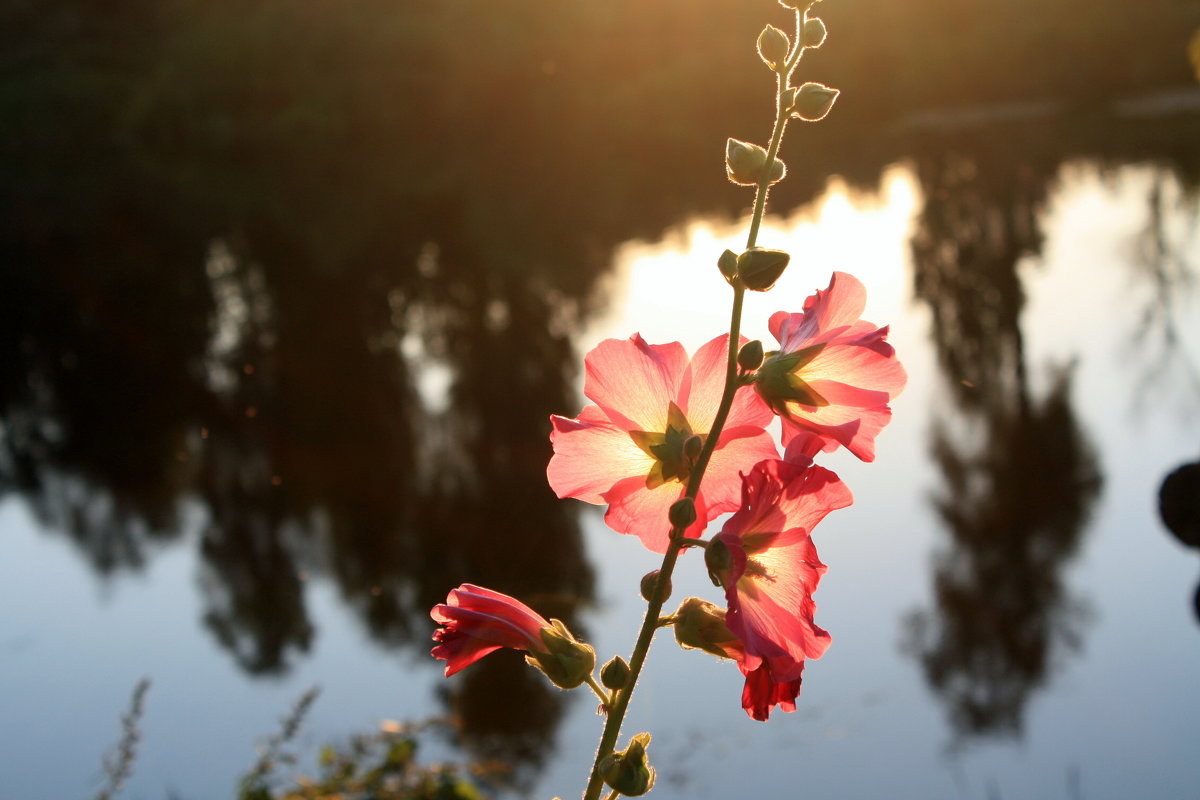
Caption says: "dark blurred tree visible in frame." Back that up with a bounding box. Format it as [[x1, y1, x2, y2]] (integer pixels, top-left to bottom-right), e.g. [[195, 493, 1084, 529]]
[[904, 141, 1103, 744]]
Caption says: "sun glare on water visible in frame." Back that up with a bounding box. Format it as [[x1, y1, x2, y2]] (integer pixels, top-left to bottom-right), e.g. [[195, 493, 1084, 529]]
[[584, 164, 920, 355]]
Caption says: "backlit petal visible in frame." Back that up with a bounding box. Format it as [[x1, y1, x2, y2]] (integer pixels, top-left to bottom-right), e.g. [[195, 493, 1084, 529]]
[[548, 410, 655, 504], [583, 334, 688, 432]]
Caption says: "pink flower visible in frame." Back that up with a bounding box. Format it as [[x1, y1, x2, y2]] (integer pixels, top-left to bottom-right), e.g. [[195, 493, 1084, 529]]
[[548, 333, 777, 552], [431, 584, 596, 688], [430, 584, 552, 676], [755, 271, 906, 461], [714, 458, 853, 686]]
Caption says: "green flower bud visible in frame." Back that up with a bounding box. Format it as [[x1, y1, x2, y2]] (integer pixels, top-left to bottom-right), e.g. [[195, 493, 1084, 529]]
[[725, 138, 786, 186], [600, 733, 655, 797], [640, 570, 671, 602], [717, 249, 739, 282], [600, 656, 631, 690], [791, 82, 840, 122], [526, 619, 596, 690], [672, 597, 743, 660], [668, 496, 698, 529], [738, 339, 765, 372], [735, 248, 790, 291], [802, 17, 827, 48], [703, 541, 733, 587], [766, 157, 786, 184], [757, 25, 790, 71]]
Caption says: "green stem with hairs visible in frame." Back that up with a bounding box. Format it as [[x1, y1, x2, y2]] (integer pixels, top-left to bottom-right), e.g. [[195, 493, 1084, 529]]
[[581, 10, 810, 800]]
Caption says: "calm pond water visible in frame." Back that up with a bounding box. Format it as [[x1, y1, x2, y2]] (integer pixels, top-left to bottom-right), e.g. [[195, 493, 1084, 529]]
[[4, 154, 1199, 799], [3, 2, 1200, 798]]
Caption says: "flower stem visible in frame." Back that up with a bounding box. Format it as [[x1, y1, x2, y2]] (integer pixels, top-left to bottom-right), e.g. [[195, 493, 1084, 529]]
[[746, 9, 804, 250], [585, 675, 611, 707], [581, 11, 804, 799]]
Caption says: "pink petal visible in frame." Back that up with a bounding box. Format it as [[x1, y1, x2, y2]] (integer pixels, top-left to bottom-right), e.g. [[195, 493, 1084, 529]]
[[679, 335, 774, 432], [718, 462, 849, 674], [677, 334, 733, 432], [431, 633, 506, 677], [429, 585, 553, 676], [728, 551, 830, 668], [802, 342, 907, 404], [769, 272, 869, 349], [583, 335, 689, 432], [701, 427, 780, 513], [783, 432, 825, 466], [548, 408, 654, 504], [781, 405, 892, 462], [740, 663, 802, 721], [602, 476, 710, 552]]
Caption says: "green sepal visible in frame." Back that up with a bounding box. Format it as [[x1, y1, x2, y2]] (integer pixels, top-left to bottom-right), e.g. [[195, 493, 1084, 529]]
[[754, 346, 830, 412], [599, 733, 655, 797], [629, 402, 703, 489], [526, 620, 596, 690]]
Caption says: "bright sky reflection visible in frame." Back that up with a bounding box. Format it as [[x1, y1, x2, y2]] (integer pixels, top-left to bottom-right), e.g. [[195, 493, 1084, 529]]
[[556, 161, 1200, 800], [584, 165, 919, 354]]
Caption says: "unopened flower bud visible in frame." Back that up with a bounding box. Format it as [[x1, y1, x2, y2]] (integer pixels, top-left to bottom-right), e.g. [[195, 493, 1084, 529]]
[[672, 597, 743, 660], [703, 541, 733, 587], [717, 249, 739, 282], [757, 25, 790, 71], [735, 248, 790, 291], [802, 17, 827, 48], [668, 496, 697, 529], [527, 619, 596, 690], [738, 340, 765, 372], [791, 82, 839, 122], [640, 570, 671, 602], [601, 656, 631, 690], [683, 434, 703, 465], [725, 138, 786, 186], [599, 733, 655, 797]]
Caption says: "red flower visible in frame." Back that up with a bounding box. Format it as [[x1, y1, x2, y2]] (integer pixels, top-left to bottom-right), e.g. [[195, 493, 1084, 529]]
[[740, 663, 803, 721], [755, 271, 906, 461], [430, 584, 551, 677], [714, 458, 852, 685], [548, 334, 777, 552]]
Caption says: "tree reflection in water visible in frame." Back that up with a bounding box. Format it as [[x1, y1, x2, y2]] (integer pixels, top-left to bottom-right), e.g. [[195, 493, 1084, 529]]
[[904, 143, 1103, 744], [2, 0, 1199, 785], [0, 164, 599, 780]]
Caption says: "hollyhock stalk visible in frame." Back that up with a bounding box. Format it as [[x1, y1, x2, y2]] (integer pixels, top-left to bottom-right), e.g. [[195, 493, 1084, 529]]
[[582, 285, 747, 800], [582, 15, 812, 798]]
